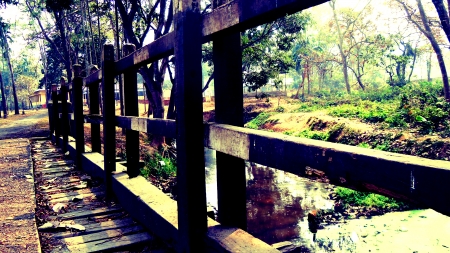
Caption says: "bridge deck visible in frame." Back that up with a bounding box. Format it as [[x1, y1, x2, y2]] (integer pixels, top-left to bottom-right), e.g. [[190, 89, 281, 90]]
[[31, 139, 172, 253]]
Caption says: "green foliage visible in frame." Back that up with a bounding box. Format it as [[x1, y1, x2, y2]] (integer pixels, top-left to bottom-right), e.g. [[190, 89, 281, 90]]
[[295, 130, 329, 140], [275, 106, 285, 113], [141, 152, 176, 179], [328, 101, 394, 123], [335, 187, 405, 209], [245, 112, 275, 129]]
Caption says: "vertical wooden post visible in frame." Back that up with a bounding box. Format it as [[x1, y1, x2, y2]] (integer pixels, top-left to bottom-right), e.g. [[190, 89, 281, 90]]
[[51, 84, 60, 144], [102, 44, 116, 196], [174, 0, 207, 252], [212, 0, 247, 230], [61, 78, 69, 152], [123, 44, 140, 178], [73, 64, 85, 168], [89, 67, 101, 153]]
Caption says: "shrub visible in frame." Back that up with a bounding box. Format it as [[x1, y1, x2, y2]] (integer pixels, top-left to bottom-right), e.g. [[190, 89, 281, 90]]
[[335, 187, 405, 209], [141, 152, 177, 179], [245, 112, 272, 129]]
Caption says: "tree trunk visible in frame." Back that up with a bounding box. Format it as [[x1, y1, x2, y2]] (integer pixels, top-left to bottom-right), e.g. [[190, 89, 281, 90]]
[[0, 71, 7, 118], [427, 51, 432, 82], [5, 52, 19, 114], [417, 0, 450, 100], [331, 0, 351, 94], [54, 10, 72, 82], [432, 0, 450, 44]]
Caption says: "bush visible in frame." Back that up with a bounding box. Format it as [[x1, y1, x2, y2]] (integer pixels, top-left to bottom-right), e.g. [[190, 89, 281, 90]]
[[245, 112, 273, 129], [335, 187, 405, 209]]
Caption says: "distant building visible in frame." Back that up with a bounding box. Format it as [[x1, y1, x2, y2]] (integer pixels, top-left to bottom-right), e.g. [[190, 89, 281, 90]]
[[29, 89, 47, 108]]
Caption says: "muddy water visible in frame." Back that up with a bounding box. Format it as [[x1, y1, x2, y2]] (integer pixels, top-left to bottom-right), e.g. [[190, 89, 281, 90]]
[[205, 148, 334, 245], [204, 148, 450, 252]]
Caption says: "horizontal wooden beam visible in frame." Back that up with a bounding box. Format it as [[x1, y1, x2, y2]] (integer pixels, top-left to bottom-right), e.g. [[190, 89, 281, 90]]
[[204, 123, 450, 217], [111, 0, 327, 74], [202, 0, 329, 40], [84, 70, 102, 87], [84, 114, 103, 124], [115, 116, 176, 138], [114, 33, 175, 74]]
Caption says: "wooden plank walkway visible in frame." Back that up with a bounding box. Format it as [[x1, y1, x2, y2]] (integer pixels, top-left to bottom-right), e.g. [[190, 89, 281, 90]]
[[31, 139, 173, 253]]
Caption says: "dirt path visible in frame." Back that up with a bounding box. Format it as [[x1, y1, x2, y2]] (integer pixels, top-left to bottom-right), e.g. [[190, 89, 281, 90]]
[[0, 110, 49, 140], [0, 138, 41, 252]]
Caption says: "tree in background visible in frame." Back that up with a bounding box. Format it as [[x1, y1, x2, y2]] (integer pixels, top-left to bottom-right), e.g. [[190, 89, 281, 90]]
[[115, 0, 173, 120], [202, 12, 311, 94], [395, 0, 450, 100], [329, 0, 373, 94], [0, 18, 19, 114]]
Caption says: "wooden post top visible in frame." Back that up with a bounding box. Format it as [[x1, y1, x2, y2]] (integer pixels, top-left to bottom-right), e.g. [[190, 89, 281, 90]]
[[73, 64, 82, 78]]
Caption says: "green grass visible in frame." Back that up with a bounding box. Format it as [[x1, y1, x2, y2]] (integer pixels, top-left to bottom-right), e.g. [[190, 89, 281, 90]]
[[245, 112, 277, 129], [141, 152, 177, 179], [335, 187, 405, 209]]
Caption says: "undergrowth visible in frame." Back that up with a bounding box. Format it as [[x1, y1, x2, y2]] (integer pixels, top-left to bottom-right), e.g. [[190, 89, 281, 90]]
[[141, 152, 177, 179], [335, 187, 407, 210]]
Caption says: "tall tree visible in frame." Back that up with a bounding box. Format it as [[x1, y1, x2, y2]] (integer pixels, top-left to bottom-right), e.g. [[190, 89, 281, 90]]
[[431, 0, 450, 43], [329, 0, 374, 93], [115, 0, 173, 121], [396, 0, 450, 100], [0, 19, 19, 114], [0, 71, 7, 117]]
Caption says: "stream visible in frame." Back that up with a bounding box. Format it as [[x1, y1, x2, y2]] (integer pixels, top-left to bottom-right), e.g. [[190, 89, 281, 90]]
[[204, 148, 450, 252]]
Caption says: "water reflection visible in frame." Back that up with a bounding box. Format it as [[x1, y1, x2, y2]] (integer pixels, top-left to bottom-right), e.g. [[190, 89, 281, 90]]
[[246, 163, 305, 244], [204, 148, 334, 246]]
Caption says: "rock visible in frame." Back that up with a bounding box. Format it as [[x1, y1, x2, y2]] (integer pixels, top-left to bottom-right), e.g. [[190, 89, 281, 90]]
[[359, 230, 368, 238], [350, 231, 359, 243], [70, 195, 83, 202], [53, 203, 67, 213], [65, 224, 85, 231], [399, 227, 408, 232]]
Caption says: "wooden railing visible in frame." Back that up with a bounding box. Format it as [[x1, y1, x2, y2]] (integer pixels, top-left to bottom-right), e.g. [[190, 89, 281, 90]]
[[47, 0, 450, 252]]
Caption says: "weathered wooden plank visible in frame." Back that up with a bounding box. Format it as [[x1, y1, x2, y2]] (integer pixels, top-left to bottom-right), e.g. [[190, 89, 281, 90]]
[[66, 231, 152, 253], [52, 85, 61, 143], [87, 69, 101, 154], [102, 44, 116, 197], [44, 160, 74, 167], [49, 190, 105, 204], [60, 80, 69, 152], [73, 64, 85, 168], [47, 187, 103, 200], [51, 217, 136, 239], [204, 123, 450, 216], [123, 44, 140, 178], [174, 0, 207, 252], [212, 1, 247, 229], [53, 206, 122, 220], [202, 0, 328, 40], [84, 69, 102, 87], [37, 166, 74, 174], [114, 33, 175, 74], [115, 116, 176, 138], [62, 225, 145, 246], [84, 114, 103, 125], [206, 225, 280, 252]]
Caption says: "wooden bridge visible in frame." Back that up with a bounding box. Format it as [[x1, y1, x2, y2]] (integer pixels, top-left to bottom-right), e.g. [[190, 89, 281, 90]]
[[43, 0, 450, 252]]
